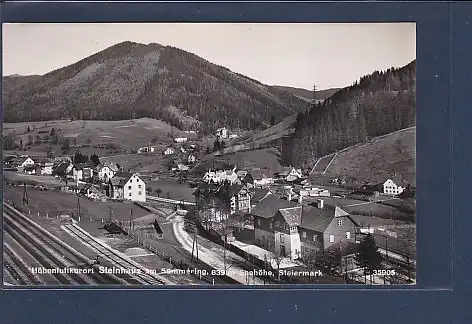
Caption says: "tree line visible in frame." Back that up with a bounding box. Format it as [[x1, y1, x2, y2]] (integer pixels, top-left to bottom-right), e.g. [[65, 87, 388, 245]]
[[282, 61, 416, 169]]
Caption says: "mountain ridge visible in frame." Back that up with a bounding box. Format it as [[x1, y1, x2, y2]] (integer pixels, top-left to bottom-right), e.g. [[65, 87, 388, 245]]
[[3, 41, 311, 132]]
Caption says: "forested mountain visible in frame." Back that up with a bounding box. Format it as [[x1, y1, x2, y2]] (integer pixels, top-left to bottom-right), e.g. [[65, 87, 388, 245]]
[[3, 42, 310, 132], [282, 60, 416, 169], [273, 86, 340, 103]]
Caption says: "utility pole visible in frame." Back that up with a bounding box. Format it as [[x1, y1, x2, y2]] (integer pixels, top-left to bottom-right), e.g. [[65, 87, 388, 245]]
[[76, 195, 81, 221], [23, 183, 28, 205], [109, 205, 113, 223]]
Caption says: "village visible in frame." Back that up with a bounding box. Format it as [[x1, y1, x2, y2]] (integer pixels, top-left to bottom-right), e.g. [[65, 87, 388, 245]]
[[3, 124, 416, 285]]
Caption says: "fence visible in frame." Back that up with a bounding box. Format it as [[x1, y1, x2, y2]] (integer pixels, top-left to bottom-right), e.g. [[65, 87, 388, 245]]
[[121, 224, 238, 285]]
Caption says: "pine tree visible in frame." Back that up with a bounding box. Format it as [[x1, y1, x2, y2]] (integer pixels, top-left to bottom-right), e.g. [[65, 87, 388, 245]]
[[355, 234, 382, 282]]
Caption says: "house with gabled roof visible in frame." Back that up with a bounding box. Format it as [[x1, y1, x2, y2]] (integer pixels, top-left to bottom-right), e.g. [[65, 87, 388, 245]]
[[383, 174, 408, 196], [80, 183, 105, 200], [96, 162, 118, 182], [250, 188, 272, 208], [243, 169, 274, 187], [72, 163, 87, 182], [250, 195, 301, 259], [12, 156, 35, 172], [53, 161, 74, 178], [107, 172, 146, 202], [250, 194, 358, 260], [276, 166, 303, 182], [298, 200, 359, 258]]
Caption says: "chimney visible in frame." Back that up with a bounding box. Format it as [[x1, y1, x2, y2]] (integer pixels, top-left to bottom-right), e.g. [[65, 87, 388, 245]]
[[317, 199, 324, 209]]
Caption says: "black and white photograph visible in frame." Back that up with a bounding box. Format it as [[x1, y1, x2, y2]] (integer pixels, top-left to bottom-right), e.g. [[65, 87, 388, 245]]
[[2, 23, 416, 286]]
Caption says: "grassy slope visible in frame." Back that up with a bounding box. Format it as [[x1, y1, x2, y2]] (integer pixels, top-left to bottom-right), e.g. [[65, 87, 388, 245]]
[[315, 127, 416, 186], [3, 117, 192, 156]]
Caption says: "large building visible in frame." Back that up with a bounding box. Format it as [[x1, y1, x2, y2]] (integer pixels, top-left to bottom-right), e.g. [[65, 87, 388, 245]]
[[108, 172, 146, 202], [250, 195, 358, 260]]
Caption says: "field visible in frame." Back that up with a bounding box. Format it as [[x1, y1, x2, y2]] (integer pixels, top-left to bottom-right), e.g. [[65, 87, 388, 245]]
[[145, 179, 195, 201], [4, 187, 149, 221], [3, 171, 64, 187], [3, 117, 195, 157], [311, 127, 416, 187], [193, 147, 285, 176]]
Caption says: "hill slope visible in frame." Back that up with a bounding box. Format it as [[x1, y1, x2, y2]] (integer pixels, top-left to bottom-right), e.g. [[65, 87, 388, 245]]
[[3, 41, 310, 132], [312, 127, 416, 186], [283, 60, 416, 169]]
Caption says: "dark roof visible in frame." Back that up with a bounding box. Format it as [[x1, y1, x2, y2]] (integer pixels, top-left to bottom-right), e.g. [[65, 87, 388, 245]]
[[12, 157, 31, 166], [54, 162, 71, 175], [229, 183, 245, 195], [250, 195, 299, 219], [192, 181, 219, 196], [389, 174, 408, 186], [111, 172, 135, 187], [248, 169, 267, 180], [251, 188, 271, 203], [300, 204, 337, 232], [278, 207, 303, 226]]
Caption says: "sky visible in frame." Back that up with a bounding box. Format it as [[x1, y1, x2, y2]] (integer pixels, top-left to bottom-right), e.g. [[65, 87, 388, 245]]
[[3, 23, 416, 90]]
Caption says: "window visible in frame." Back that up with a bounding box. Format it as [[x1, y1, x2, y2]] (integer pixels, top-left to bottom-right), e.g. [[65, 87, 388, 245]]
[[129, 192, 132, 197], [130, 180, 132, 183], [302, 231, 307, 238], [280, 234, 284, 243], [329, 235, 335, 243], [346, 232, 351, 239], [313, 234, 317, 242], [337, 219, 342, 226], [257, 219, 261, 226], [128, 185, 132, 190], [138, 191, 142, 195], [138, 185, 142, 189], [275, 221, 280, 227]]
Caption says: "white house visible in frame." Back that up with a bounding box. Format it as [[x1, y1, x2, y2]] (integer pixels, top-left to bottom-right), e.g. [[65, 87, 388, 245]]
[[174, 137, 188, 143], [180, 147, 186, 154], [72, 163, 87, 182], [202, 167, 240, 185], [12, 157, 35, 171], [164, 147, 175, 155], [36, 161, 54, 175], [108, 172, 146, 202], [138, 146, 155, 153], [278, 167, 303, 182], [216, 127, 228, 139], [187, 154, 196, 164], [383, 176, 407, 195], [96, 162, 118, 182]]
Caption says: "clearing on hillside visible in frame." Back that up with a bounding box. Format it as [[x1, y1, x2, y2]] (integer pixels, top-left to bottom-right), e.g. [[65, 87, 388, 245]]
[[311, 127, 416, 187]]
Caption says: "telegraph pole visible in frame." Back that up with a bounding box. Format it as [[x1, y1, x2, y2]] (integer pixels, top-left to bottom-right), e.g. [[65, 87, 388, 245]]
[[76, 195, 81, 221], [23, 182, 28, 205]]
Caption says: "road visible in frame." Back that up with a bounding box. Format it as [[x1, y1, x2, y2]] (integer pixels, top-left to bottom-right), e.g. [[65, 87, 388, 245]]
[[170, 214, 265, 285]]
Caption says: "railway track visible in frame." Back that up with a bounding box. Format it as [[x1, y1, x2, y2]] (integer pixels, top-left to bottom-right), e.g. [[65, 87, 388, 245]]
[[62, 223, 169, 285], [3, 242, 43, 285], [3, 203, 125, 285]]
